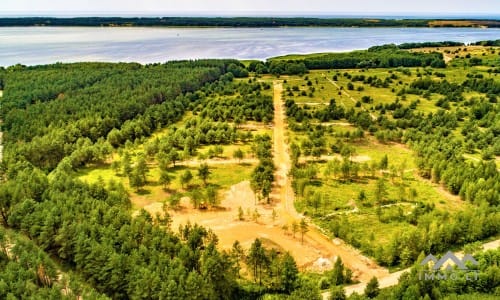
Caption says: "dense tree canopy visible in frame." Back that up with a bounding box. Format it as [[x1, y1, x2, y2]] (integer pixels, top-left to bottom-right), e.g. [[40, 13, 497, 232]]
[[1, 60, 244, 170]]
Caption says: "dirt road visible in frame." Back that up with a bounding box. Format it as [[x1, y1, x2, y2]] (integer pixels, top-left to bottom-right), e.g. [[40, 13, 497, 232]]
[[322, 238, 500, 299], [272, 81, 389, 281]]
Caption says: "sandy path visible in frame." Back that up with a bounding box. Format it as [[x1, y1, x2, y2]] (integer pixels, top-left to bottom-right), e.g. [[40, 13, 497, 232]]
[[323, 74, 377, 121], [176, 157, 259, 167], [165, 181, 339, 269], [443, 53, 453, 64], [272, 81, 388, 281]]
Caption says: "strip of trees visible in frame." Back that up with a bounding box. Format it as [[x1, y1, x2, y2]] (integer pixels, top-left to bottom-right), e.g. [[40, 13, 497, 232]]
[[270, 48, 446, 71], [250, 134, 275, 203]]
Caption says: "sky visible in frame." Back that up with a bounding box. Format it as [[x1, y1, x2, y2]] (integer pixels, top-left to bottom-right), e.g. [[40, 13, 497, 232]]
[[2, 0, 499, 16]]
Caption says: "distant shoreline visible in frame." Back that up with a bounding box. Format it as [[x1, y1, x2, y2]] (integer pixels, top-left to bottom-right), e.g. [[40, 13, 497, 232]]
[[0, 17, 499, 28]]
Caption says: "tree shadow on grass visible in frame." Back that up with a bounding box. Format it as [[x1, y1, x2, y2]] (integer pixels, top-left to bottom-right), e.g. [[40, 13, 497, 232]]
[[308, 180, 323, 187], [239, 162, 253, 167], [170, 165, 189, 172], [135, 188, 152, 195]]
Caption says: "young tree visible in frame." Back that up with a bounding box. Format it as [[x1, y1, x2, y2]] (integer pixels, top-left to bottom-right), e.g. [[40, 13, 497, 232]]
[[167, 149, 179, 167], [135, 154, 148, 183], [121, 152, 132, 176], [299, 218, 308, 244], [289, 278, 321, 300], [282, 224, 289, 235], [205, 185, 219, 207], [238, 207, 244, 221], [357, 190, 367, 204], [329, 286, 347, 300], [272, 209, 277, 223], [197, 163, 211, 186], [374, 178, 388, 204], [252, 208, 261, 223], [214, 145, 224, 157], [305, 165, 318, 182], [231, 241, 245, 278], [379, 154, 389, 170], [291, 221, 299, 238], [111, 160, 121, 174], [250, 179, 259, 205], [247, 238, 267, 285], [280, 252, 299, 294], [290, 142, 301, 167], [364, 277, 380, 298], [408, 188, 418, 202], [233, 148, 244, 163], [129, 169, 145, 191], [190, 188, 203, 209], [262, 179, 272, 203], [311, 192, 322, 214], [180, 170, 193, 189], [159, 170, 171, 189], [168, 193, 181, 209], [340, 158, 351, 181], [331, 257, 345, 285], [324, 159, 339, 180]]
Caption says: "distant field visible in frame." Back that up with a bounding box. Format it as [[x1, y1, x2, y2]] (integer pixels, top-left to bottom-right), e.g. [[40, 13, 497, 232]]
[[428, 20, 500, 28]]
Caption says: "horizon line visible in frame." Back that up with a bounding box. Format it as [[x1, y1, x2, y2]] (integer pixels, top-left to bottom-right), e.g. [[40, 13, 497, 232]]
[[1, 11, 499, 17]]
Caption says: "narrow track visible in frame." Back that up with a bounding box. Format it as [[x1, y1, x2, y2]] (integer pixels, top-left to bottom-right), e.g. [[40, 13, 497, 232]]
[[272, 81, 388, 282]]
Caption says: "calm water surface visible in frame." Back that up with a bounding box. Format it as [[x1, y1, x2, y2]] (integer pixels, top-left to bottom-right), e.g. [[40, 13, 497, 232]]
[[1, 27, 499, 66]]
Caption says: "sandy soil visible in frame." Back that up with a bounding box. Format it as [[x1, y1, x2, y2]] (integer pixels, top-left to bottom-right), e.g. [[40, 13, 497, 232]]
[[270, 81, 388, 280], [148, 180, 336, 269], [136, 81, 389, 280], [237, 122, 271, 131]]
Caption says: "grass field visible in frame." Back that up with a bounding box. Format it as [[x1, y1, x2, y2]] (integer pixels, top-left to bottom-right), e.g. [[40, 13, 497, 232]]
[[76, 45, 496, 268], [278, 47, 500, 260]]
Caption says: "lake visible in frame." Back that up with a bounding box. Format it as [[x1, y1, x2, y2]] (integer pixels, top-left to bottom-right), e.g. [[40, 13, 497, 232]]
[[1, 26, 499, 66]]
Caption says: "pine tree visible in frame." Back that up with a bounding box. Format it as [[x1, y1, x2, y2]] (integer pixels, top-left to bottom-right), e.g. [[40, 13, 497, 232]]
[[180, 170, 193, 189], [299, 218, 308, 244], [379, 154, 389, 170], [159, 170, 171, 189], [331, 257, 345, 285], [329, 285, 347, 300], [206, 185, 219, 207], [280, 252, 298, 293], [122, 152, 132, 176], [291, 221, 299, 238], [247, 239, 267, 285], [238, 207, 244, 221], [233, 148, 244, 163], [197, 163, 211, 186], [364, 277, 380, 298]]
